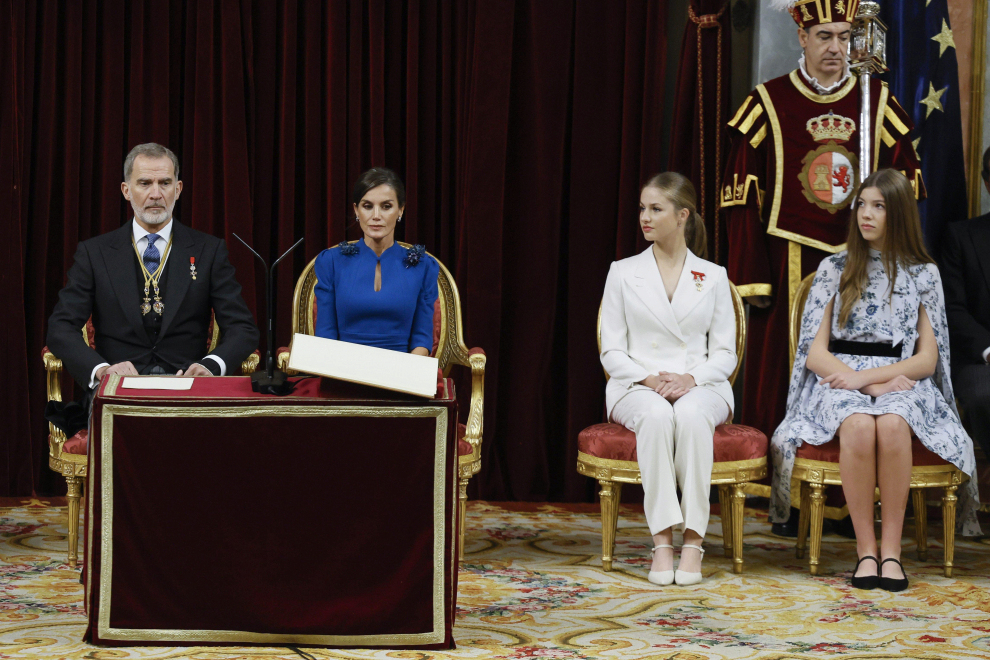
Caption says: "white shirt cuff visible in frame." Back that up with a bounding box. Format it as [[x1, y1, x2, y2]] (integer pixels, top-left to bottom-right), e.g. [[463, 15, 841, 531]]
[[202, 355, 226, 376], [89, 363, 110, 389], [982, 346, 990, 364]]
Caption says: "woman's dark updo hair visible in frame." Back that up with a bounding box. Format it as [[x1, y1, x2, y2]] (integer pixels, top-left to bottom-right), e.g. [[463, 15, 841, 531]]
[[352, 167, 406, 208]]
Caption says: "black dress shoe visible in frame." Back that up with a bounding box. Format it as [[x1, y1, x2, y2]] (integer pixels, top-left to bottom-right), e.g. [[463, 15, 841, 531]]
[[880, 557, 909, 592], [850, 555, 880, 590], [771, 508, 800, 538], [771, 521, 797, 537]]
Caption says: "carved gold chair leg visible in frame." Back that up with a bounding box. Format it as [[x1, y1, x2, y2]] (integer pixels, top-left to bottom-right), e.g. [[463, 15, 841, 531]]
[[942, 484, 958, 578], [458, 477, 469, 560], [729, 483, 746, 574], [796, 483, 811, 559], [718, 485, 733, 558], [65, 476, 84, 568], [911, 488, 928, 561], [806, 483, 827, 575], [598, 480, 623, 571]]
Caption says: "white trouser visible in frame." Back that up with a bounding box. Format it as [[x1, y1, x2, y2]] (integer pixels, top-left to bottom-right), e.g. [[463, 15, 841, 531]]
[[611, 387, 730, 537]]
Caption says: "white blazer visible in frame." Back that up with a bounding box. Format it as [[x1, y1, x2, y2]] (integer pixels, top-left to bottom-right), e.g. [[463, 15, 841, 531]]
[[600, 247, 737, 420]]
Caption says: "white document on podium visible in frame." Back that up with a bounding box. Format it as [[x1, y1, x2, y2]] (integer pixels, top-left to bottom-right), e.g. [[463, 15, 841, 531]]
[[120, 377, 195, 390], [286, 333, 439, 398]]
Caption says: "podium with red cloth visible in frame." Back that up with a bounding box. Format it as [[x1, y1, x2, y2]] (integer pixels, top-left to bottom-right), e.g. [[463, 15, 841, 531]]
[[83, 374, 459, 650]]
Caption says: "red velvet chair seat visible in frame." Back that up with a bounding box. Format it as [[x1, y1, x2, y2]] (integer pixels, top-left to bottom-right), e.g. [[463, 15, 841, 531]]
[[713, 424, 769, 463], [578, 422, 768, 463], [578, 424, 637, 461], [796, 436, 948, 466], [63, 430, 88, 455], [457, 423, 472, 456]]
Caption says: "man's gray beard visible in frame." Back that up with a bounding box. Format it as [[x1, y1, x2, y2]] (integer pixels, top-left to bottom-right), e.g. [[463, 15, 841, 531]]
[[132, 201, 172, 226]]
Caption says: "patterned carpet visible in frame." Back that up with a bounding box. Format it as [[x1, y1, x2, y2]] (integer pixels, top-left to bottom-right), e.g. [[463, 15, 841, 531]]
[[2, 498, 990, 659]]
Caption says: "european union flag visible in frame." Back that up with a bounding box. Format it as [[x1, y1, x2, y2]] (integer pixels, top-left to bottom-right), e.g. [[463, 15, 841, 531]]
[[881, 0, 967, 257]]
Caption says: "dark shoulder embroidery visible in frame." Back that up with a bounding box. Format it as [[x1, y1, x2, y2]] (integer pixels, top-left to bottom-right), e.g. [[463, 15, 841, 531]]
[[338, 241, 360, 256], [829, 252, 848, 271], [403, 244, 426, 268]]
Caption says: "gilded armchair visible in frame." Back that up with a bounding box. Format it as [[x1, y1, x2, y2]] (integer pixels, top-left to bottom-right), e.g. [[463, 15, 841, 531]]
[[789, 272, 967, 576], [576, 282, 769, 573], [276, 244, 486, 559]]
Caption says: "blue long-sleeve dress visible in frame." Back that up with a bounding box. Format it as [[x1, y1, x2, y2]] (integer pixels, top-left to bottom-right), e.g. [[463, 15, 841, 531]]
[[314, 240, 439, 353]]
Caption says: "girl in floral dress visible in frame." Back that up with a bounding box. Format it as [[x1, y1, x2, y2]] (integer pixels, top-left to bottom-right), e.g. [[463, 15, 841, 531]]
[[771, 169, 979, 592]]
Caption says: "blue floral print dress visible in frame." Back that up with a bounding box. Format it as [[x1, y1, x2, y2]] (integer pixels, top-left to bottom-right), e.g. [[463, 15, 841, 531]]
[[770, 250, 980, 535]]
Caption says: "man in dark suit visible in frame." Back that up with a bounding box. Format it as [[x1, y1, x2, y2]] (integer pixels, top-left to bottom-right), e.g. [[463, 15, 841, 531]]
[[942, 145, 990, 460], [47, 143, 259, 390]]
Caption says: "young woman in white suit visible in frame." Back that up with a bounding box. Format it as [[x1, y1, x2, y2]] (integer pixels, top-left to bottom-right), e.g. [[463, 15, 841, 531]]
[[600, 172, 737, 586]]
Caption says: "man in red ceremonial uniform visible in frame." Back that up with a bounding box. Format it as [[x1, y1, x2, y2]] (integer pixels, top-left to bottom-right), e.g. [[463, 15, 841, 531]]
[[721, 0, 924, 528]]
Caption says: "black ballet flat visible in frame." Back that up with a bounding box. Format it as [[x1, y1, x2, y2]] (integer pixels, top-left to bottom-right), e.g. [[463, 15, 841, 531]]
[[880, 557, 909, 592], [850, 555, 880, 590]]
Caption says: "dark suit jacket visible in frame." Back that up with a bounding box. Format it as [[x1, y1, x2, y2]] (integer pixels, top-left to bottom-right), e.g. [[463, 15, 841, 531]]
[[47, 221, 260, 387], [941, 213, 990, 370]]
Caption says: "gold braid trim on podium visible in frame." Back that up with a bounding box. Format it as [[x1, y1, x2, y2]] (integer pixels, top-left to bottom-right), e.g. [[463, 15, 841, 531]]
[[94, 403, 450, 645]]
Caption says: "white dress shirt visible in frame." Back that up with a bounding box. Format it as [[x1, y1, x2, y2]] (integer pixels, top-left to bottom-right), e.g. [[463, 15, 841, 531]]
[[88, 219, 225, 386], [798, 54, 850, 95], [133, 219, 174, 271]]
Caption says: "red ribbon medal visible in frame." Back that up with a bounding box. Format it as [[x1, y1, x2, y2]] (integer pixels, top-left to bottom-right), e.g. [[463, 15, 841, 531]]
[[691, 270, 705, 291]]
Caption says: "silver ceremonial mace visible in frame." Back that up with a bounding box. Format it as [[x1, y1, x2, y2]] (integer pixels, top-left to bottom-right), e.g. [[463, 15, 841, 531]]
[[849, 0, 889, 181]]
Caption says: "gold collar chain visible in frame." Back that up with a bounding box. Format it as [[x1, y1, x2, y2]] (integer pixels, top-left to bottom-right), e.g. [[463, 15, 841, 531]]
[[132, 234, 173, 316]]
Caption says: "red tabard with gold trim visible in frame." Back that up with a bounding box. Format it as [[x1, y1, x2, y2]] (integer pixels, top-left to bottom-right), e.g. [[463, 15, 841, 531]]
[[723, 70, 923, 264], [720, 69, 923, 437]]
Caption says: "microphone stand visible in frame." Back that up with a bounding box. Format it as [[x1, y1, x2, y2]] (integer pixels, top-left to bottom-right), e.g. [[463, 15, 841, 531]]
[[233, 234, 305, 395]]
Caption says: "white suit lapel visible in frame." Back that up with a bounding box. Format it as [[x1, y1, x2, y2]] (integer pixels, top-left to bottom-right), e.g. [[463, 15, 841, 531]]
[[673, 250, 714, 322], [629, 247, 685, 341]]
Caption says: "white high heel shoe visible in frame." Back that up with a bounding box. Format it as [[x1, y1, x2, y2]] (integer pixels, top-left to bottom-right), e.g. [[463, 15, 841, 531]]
[[674, 544, 705, 586], [648, 544, 674, 585]]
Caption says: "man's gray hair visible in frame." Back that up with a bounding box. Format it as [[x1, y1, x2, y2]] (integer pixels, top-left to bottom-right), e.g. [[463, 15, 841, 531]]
[[123, 143, 180, 181]]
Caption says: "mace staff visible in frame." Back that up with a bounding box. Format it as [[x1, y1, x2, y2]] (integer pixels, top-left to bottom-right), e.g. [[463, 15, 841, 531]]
[[849, 0, 889, 180]]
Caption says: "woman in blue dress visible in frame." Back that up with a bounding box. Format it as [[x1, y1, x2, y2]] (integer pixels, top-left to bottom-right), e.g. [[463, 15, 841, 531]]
[[314, 168, 439, 354], [771, 169, 979, 592]]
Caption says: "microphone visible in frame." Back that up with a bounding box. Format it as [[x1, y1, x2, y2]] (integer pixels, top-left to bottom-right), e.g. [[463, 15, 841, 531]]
[[232, 233, 304, 395]]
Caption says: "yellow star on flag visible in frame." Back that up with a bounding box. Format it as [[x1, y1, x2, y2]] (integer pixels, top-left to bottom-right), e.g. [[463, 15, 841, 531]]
[[920, 82, 947, 119], [912, 137, 921, 158], [931, 19, 955, 57]]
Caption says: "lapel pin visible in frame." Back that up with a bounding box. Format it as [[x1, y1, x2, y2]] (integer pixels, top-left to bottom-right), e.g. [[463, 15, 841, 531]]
[[190, 256, 197, 280], [691, 270, 706, 292]]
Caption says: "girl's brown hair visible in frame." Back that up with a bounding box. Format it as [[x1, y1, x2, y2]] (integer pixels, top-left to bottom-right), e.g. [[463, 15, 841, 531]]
[[837, 168, 933, 328], [642, 172, 708, 259]]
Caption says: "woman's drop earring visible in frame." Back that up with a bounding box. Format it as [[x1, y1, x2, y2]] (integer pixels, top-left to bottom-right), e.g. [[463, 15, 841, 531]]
[[398, 216, 403, 222]]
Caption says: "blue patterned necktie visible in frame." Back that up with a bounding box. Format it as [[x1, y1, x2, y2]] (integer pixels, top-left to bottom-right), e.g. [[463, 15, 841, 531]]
[[143, 234, 161, 273]]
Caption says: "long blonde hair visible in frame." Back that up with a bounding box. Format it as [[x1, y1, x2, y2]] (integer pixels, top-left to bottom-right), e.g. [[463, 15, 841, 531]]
[[837, 169, 933, 328], [642, 172, 708, 259]]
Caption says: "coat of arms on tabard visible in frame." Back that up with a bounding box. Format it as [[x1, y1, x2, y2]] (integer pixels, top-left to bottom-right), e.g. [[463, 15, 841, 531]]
[[798, 111, 860, 213]]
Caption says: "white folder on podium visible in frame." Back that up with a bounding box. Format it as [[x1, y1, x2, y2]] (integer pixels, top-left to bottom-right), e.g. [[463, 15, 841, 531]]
[[286, 333, 439, 398]]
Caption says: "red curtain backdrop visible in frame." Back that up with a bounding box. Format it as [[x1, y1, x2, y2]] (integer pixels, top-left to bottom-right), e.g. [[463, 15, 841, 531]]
[[667, 0, 731, 264], [1, 0, 666, 500]]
